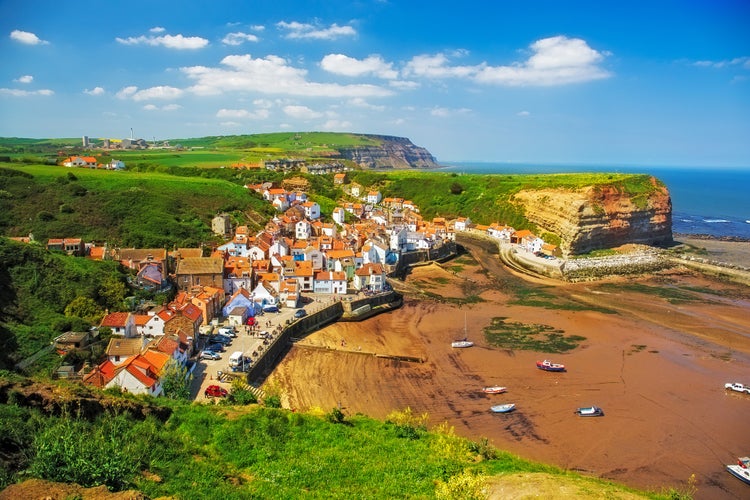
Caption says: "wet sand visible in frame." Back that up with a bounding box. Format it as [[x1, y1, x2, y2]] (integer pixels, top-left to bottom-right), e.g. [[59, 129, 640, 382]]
[[265, 241, 750, 499]]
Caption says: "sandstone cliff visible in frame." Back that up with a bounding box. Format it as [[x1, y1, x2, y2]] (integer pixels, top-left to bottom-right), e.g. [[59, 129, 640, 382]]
[[512, 176, 673, 255], [337, 135, 440, 169]]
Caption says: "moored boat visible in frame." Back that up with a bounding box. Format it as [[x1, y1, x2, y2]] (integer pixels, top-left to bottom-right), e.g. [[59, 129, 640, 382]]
[[451, 340, 473, 348], [482, 386, 507, 394], [727, 456, 750, 485], [536, 359, 566, 372], [575, 405, 604, 417], [490, 403, 516, 413]]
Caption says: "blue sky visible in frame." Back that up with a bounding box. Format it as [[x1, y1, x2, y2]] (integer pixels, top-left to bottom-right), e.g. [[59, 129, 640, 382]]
[[1, 0, 748, 166]]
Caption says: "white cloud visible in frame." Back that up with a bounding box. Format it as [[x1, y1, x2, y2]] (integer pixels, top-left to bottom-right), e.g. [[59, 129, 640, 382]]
[[0, 88, 53, 96], [181, 53, 393, 98], [405, 36, 610, 86], [219, 121, 242, 127], [277, 21, 356, 40], [404, 53, 479, 78], [216, 108, 270, 119], [116, 32, 209, 49], [389, 80, 420, 90], [348, 97, 385, 111], [10, 30, 48, 45], [321, 119, 352, 130], [517, 110, 530, 117], [222, 32, 259, 46], [116, 86, 138, 99], [143, 103, 182, 111], [430, 106, 471, 117], [320, 54, 397, 79], [692, 56, 750, 69], [253, 98, 274, 108], [475, 36, 611, 86], [130, 86, 184, 101], [250, 25, 265, 32], [150, 26, 166, 33], [84, 86, 105, 96], [283, 105, 322, 119], [14, 75, 33, 84]]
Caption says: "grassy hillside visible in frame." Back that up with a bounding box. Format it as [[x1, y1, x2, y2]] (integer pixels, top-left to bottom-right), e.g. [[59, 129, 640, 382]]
[[0, 163, 277, 247], [348, 170, 661, 229], [0, 377, 680, 499]]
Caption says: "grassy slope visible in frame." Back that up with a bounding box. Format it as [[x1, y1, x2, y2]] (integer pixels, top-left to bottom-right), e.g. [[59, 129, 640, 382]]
[[0, 381, 676, 499]]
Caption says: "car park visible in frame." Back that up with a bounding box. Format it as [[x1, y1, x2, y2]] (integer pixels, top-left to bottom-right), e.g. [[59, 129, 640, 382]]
[[204, 385, 228, 398], [199, 350, 221, 360], [294, 309, 307, 319]]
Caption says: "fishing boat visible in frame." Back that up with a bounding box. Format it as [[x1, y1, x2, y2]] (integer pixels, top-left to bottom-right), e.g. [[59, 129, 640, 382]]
[[575, 405, 604, 417], [482, 386, 507, 394], [490, 403, 516, 413], [451, 313, 473, 348], [536, 359, 566, 372], [727, 456, 750, 485]]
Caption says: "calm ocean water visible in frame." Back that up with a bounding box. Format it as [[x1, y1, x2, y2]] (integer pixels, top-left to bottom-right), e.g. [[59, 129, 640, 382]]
[[441, 162, 750, 239]]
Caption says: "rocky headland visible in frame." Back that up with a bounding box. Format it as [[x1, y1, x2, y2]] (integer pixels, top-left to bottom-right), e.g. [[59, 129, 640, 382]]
[[336, 134, 440, 169]]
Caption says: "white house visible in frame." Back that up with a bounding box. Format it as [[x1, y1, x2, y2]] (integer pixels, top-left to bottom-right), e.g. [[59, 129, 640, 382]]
[[295, 220, 312, 240], [313, 271, 347, 294], [367, 190, 382, 204], [453, 217, 471, 232], [301, 201, 321, 220], [332, 207, 345, 225], [353, 263, 387, 292]]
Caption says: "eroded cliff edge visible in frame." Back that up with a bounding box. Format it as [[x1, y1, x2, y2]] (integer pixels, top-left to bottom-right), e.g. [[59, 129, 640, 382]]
[[337, 135, 440, 169], [512, 176, 673, 256]]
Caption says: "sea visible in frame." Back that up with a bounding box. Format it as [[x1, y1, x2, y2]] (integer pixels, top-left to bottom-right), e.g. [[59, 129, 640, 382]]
[[441, 162, 750, 240]]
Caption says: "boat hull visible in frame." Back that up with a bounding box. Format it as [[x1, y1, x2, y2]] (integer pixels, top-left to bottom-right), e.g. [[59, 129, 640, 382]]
[[451, 341, 473, 348], [490, 403, 516, 413], [536, 360, 565, 372], [575, 406, 604, 417], [482, 386, 507, 394], [727, 464, 750, 485]]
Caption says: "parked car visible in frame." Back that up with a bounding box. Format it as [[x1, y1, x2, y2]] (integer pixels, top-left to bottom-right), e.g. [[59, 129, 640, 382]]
[[204, 385, 228, 398], [210, 334, 232, 345], [199, 350, 221, 360], [205, 343, 225, 353], [218, 326, 236, 337], [294, 309, 307, 319], [262, 305, 279, 313], [246, 317, 255, 326]]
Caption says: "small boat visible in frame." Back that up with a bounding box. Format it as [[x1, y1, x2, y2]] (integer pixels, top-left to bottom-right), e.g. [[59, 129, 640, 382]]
[[536, 359, 566, 372], [575, 406, 604, 417], [451, 313, 473, 348], [491, 403, 516, 413], [482, 386, 507, 394], [727, 456, 750, 485]]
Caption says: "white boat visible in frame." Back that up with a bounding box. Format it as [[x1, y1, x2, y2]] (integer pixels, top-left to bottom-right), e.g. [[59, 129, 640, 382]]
[[575, 405, 604, 417], [727, 456, 750, 485], [451, 340, 474, 348], [490, 403, 516, 413], [451, 313, 473, 348], [482, 386, 507, 394]]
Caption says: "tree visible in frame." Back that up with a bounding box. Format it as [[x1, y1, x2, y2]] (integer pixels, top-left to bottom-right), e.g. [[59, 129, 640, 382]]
[[160, 359, 191, 400], [98, 275, 128, 310], [64, 296, 104, 325]]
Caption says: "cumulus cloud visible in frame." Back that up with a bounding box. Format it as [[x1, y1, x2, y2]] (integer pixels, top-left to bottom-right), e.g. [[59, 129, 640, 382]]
[[181, 53, 393, 98], [348, 97, 385, 111], [321, 119, 352, 130], [0, 88, 53, 96], [216, 108, 270, 119], [405, 36, 610, 86], [475, 36, 611, 86], [143, 103, 182, 111], [277, 21, 356, 40], [430, 106, 471, 117], [283, 105, 322, 119], [222, 32, 259, 46], [84, 86, 105, 95], [150, 26, 166, 33], [10, 30, 48, 45], [14, 75, 33, 83], [116, 31, 209, 49], [116, 85, 183, 101], [320, 54, 397, 79]]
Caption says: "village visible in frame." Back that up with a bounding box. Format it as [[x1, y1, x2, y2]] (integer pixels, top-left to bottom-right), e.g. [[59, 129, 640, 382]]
[[16, 166, 560, 399]]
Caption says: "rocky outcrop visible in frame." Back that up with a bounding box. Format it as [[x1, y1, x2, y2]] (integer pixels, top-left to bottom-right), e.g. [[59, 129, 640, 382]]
[[337, 135, 440, 169], [512, 177, 673, 255]]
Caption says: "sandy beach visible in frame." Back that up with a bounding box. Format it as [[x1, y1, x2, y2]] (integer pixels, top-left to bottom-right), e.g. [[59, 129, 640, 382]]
[[265, 239, 750, 499]]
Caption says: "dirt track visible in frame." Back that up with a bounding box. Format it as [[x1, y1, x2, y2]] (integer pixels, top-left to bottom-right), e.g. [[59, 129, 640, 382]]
[[265, 241, 750, 499]]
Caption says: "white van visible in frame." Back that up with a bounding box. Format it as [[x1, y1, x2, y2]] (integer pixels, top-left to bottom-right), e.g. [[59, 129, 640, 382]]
[[228, 351, 245, 368]]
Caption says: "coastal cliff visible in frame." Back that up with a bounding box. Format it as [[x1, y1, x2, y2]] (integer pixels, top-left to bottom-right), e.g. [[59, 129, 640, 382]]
[[337, 135, 440, 169], [512, 176, 673, 255]]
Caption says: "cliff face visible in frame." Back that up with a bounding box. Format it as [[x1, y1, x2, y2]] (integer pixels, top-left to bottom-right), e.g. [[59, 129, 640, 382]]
[[512, 177, 673, 255], [337, 135, 439, 169]]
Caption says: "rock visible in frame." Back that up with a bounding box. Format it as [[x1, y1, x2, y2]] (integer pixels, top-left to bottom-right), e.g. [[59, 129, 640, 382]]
[[513, 177, 673, 256], [336, 135, 439, 169]]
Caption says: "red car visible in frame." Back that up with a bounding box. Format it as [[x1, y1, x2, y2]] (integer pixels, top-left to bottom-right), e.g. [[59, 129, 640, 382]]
[[204, 385, 228, 398], [246, 317, 255, 326]]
